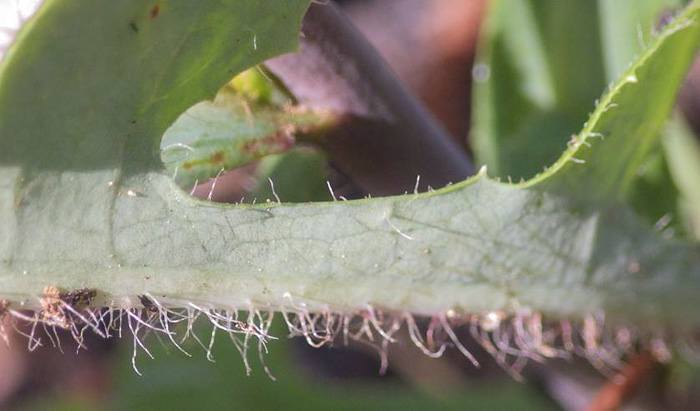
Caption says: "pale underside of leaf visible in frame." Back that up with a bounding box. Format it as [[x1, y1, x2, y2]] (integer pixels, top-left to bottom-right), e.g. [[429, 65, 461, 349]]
[[0, 0, 699, 339]]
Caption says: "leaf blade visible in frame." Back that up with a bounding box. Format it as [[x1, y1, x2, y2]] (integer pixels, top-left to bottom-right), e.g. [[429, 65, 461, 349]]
[[0, 0, 699, 335]]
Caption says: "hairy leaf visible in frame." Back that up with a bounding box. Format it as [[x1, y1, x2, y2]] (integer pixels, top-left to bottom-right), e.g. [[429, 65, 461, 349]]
[[472, 0, 682, 180], [0, 0, 699, 338]]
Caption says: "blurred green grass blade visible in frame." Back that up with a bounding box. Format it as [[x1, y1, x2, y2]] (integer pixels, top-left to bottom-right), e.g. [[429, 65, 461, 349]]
[[542, 4, 700, 202], [472, 0, 604, 179], [597, 0, 686, 231], [473, 0, 680, 180], [598, 0, 683, 81], [664, 115, 700, 237], [627, 151, 683, 234]]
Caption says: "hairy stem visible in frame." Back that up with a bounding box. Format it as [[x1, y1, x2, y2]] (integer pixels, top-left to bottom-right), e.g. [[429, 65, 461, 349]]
[[0, 0, 699, 344]]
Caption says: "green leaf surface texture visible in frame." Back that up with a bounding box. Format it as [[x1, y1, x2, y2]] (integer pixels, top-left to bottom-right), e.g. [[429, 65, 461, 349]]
[[1, 0, 700, 336]]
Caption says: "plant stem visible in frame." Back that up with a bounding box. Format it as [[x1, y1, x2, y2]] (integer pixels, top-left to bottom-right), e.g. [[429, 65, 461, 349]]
[[266, 2, 474, 196]]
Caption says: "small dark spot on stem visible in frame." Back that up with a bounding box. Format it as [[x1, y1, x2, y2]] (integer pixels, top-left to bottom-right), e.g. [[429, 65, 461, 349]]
[[129, 22, 139, 33], [150, 4, 160, 19], [657, 10, 679, 31], [38, 287, 97, 329], [138, 295, 158, 315], [66, 288, 97, 310]]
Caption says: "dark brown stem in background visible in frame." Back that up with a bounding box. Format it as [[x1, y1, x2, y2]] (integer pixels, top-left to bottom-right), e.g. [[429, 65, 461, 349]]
[[266, 2, 474, 196]]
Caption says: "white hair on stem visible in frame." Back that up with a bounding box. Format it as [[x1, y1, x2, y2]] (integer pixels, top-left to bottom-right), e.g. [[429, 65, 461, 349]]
[[0, 289, 688, 381], [268, 177, 281, 204], [326, 181, 337, 201]]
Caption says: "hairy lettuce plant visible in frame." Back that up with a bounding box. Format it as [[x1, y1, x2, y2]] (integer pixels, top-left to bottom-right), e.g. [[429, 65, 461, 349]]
[[1, 0, 700, 381]]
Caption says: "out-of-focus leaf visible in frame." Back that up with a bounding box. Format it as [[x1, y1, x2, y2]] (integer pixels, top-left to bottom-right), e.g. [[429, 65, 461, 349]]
[[627, 151, 682, 235], [598, 0, 683, 81], [247, 147, 332, 204], [229, 66, 292, 106], [472, 0, 681, 180], [161, 78, 328, 190], [540, 8, 700, 202], [664, 115, 700, 236]]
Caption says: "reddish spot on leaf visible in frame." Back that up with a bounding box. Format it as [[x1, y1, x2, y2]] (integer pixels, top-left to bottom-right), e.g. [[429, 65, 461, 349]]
[[150, 4, 160, 19], [242, 131, 295, 155], [210, 151, 225, 164]]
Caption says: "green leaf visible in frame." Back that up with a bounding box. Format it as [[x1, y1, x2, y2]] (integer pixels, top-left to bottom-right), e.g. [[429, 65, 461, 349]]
[[664, 115, 700, 237], [598, 0, 684, 81], [0, 0, 699, 342], [540, 8, 700, 202], [160, 78, 326, 190], [472, 0, 682, 180], [247, 147, 332, 204]]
